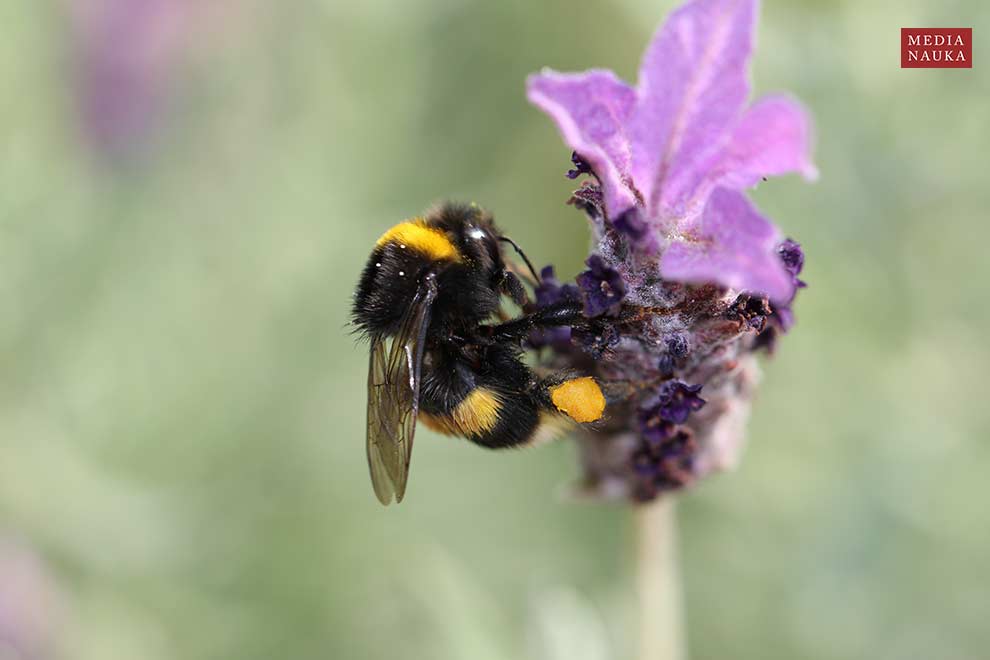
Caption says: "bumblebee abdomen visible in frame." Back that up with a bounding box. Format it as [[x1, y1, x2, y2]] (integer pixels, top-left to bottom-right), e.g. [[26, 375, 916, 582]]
[[420, 385, 542, 449], [418, 342, 606, 449]]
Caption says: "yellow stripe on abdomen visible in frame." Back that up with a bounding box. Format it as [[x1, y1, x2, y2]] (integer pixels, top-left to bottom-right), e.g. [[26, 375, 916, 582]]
[[376, 219, 461, 262], [419, 388, 502, 438], [419, 412, 459, 436], [452, 388, 501, 435]]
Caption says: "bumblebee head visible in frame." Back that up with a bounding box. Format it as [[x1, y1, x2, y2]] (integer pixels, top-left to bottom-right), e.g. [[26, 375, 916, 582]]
[[425, 202, 504, 275]]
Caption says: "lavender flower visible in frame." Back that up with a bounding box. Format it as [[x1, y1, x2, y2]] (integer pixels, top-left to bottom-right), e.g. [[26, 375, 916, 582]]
[[528, 0, 816, 303], [526, 0, 815, 502]]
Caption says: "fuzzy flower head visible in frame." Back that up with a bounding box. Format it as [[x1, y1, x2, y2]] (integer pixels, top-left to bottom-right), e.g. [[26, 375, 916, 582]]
[[527, 0, 815, 502]]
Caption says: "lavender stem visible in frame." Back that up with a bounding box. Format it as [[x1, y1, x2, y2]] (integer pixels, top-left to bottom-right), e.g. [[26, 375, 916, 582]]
[[635, 498, 686, 660]]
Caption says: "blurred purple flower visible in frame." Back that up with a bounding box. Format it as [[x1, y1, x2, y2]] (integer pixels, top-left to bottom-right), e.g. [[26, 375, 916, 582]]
[[68, 0, 188, 160], [631, 382, 706, 499], [652, 381, 706, 425], [631, 427, 697, 501], [526, 0, 815, 502], [0, 537, 62, 660], [527, 0, 816, 303]]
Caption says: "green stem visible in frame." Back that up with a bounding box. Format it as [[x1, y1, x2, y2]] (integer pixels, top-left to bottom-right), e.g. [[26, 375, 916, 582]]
[[635, 498, 686, 660]]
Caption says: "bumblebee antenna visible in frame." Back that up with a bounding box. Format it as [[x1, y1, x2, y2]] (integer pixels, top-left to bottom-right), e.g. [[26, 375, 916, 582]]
[[498, 236, 540, 283]]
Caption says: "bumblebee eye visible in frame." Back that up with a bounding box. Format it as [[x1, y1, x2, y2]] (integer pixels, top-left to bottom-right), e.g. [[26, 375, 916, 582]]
[[467, 227, 486, 240]]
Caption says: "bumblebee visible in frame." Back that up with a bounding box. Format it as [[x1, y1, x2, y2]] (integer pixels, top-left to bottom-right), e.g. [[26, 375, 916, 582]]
[[352, 202, 606, 504]]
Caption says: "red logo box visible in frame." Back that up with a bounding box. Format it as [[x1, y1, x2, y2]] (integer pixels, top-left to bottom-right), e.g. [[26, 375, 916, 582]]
[[901, 28, 972, 68]]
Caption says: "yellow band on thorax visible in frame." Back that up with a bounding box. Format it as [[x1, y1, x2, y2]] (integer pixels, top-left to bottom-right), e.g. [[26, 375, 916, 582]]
[[376, 219, 461, 262]]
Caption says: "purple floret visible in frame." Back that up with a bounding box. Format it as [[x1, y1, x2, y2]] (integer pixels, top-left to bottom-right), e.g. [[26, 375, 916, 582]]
[[534, 265, 581, 308], [778, 238, 807, 292], [652, 381, 706, 426], [576, 255, 626, 318], [612, 208, 649, 241], [529, 266, 581, 350], [565, 151, 594, 180], [631, 429, 698, 502]]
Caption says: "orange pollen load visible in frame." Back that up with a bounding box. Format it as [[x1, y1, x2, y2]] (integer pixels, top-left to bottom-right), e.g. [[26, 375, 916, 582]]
[[549, 377, 605, 423]]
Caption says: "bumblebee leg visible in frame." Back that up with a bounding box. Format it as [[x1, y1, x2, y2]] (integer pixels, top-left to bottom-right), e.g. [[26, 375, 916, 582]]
[[471, 347, 605, 447], [484, 299, 586, 343], [499, 373, 607, 448], [498, 269, 529, 307]]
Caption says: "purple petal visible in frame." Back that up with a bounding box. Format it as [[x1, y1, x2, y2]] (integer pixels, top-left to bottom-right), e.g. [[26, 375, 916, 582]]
[[662, 95, 817, 209], [527, 69, 639, 219], [630, 0, 757, 215], [661, 187, 793, 302], [719, 95, 817, 185]]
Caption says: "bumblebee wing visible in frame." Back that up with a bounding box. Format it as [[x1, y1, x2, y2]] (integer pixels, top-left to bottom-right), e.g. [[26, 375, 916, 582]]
[[366, 274, 438, 505], [366, 336, 399, 505]]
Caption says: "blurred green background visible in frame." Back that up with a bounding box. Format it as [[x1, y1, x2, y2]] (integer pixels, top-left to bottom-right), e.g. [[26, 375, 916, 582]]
[[1, 1, 988, 659]]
